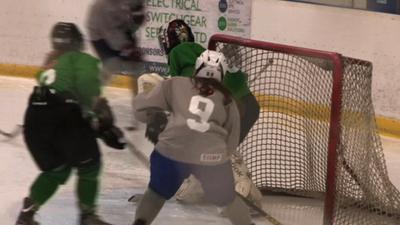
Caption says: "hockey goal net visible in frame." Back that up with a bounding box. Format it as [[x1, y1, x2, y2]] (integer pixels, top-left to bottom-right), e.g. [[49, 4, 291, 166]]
[[208, 34, 400, 225]]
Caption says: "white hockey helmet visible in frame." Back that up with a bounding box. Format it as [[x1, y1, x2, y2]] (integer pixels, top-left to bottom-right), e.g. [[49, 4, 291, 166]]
[[193, 50, 228, 82]]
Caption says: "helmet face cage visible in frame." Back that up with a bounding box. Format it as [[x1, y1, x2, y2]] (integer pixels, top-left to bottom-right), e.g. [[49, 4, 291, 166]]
[[158, 24, 169, 55], [194, 50, 227, 82], [158, 19, 194, 54], [51, 22, 83, 51]]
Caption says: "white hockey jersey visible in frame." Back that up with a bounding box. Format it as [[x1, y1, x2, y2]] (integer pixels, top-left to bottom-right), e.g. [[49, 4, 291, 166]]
[[133, 77, 241, 166], [86, 0, 140, 51]]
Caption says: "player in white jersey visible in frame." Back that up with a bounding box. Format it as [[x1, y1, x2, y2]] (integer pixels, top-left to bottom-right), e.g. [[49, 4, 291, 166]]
[[153, 19, 263, 211], [86, 0, 146, 128], [131, 50, 255, 225]]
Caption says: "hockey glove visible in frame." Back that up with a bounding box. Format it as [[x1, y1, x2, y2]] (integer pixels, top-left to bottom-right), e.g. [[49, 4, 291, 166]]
[[137, 73, 165, 94], [90, 98, 126, 150], [120, 41, 143, 62], [97, 125, 126, 150], [145, 111, 168, 145], [92, 97, 114, 130]]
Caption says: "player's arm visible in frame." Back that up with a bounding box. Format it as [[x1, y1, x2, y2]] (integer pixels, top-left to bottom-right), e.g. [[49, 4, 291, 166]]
[[75, 57, 127, 149], [167, 50, 181, 76], [74, 58, 102, 112], [132, 79, 171, 123]]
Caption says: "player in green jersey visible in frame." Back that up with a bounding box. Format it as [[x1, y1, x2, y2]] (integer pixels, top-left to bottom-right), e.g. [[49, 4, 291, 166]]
[[15, 22, 124, 225], [157, 19, 260, 144]]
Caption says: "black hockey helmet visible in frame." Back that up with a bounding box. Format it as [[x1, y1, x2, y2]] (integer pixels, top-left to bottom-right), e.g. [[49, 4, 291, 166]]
[[51, 22, 83, 51], [158, 19, 195, 54], [128, 0, 146, 31], [128, 0, 145, 11]]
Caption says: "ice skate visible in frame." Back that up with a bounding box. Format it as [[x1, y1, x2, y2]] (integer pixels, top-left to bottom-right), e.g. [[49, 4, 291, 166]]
[[132, 218, 146, 225], [80, 212, 112, 225], [15, 197, 40, 225]]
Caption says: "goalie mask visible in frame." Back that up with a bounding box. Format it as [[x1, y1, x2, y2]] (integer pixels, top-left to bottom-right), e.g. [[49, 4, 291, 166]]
[[51, 22, 83, 51], [158, 19, 195, 54], [194, 50, 228, 82]]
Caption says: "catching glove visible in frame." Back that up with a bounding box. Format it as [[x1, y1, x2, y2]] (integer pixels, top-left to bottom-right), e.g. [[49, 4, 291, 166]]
[[145, 111, 168, 145]]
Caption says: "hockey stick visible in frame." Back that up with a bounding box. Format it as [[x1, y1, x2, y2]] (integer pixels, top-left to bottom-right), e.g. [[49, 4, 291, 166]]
[[125, 138, 150, 169], [248, 58, 274, 86], [125, 137, 148, 203], [238, 194, 284, 225], [0, 125, 23, 140]]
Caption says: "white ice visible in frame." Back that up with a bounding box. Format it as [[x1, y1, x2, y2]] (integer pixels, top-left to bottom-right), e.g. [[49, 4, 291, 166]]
[[0, 75, 399, 225]]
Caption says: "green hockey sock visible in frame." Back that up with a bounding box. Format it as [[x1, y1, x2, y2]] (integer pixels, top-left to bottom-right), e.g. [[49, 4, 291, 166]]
[[77, 163, 101, 211], [29, 166, 72, 206]]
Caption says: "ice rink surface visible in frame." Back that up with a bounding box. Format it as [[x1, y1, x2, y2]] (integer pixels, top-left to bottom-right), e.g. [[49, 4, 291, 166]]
[[0, 75, 399, 225]]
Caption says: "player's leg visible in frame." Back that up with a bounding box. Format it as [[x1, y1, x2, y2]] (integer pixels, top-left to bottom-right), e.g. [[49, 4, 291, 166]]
[[16, 166, 72, 225], [233, 93, 264, 211], [175, 154, 262, 207], [132, 150, 190, 225], [175, 174, 205, 203], [76, 162, 111, 225], [16, 95, 72, 225], [58, 105, 110, 225], [194, 161, 254, 225], [231, 152, 263, 209]]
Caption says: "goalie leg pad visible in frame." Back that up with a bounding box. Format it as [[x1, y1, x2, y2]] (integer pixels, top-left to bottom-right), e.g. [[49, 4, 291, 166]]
[[175, 175, 205, 203], [192, 161, 236, 207], [231, 152, 263, 208]]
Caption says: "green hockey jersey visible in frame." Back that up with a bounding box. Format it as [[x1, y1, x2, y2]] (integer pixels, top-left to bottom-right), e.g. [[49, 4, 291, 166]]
[[168, 42, 251, 100], [168, 42, 205, 77], [36, 51, 101, 112]]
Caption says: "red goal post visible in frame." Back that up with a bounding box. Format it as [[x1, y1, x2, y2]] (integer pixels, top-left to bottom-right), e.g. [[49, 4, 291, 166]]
[[208, 34, 400, 225]]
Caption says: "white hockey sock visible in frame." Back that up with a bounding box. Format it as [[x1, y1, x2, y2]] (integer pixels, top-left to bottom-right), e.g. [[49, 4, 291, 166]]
[[134, 188, 166, 224]]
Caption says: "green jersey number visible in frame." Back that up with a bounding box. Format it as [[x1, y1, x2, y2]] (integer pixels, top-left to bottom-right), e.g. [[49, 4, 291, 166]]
[[187, 95, 215, 132]]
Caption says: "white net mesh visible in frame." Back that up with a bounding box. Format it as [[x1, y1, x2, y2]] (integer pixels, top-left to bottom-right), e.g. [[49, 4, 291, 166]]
[[210, 34, 400, 225]]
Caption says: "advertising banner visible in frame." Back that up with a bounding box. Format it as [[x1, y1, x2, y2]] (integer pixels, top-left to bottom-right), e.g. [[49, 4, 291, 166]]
[[137, 0, 252, 74]]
